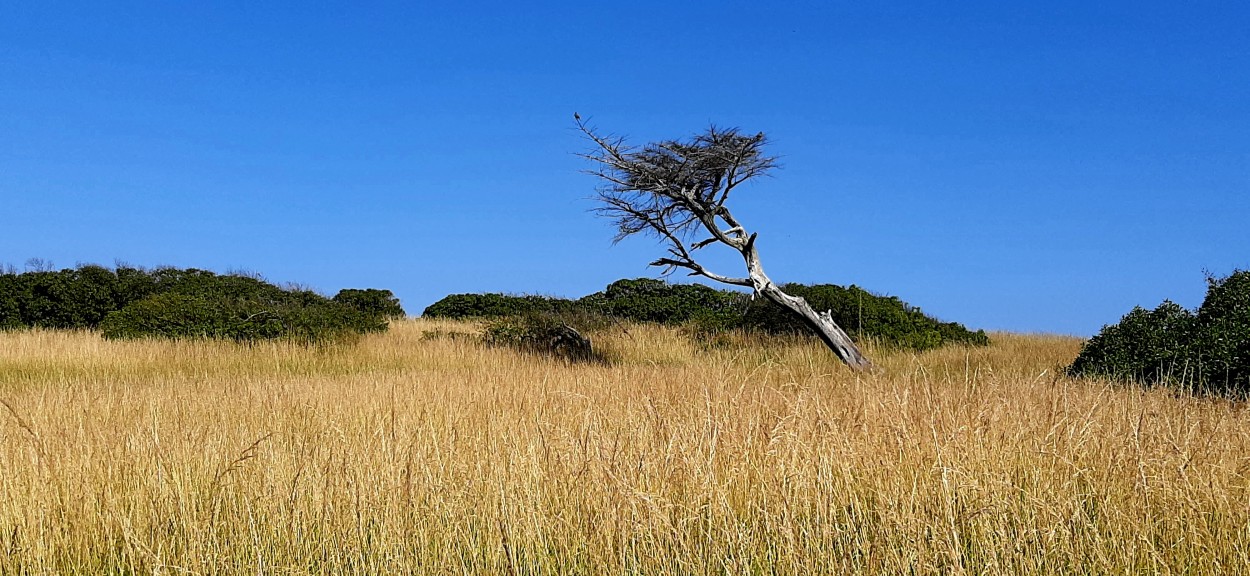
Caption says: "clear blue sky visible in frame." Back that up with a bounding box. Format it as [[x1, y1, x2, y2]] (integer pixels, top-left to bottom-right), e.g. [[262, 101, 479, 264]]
[[2, 2, 1246, 336]]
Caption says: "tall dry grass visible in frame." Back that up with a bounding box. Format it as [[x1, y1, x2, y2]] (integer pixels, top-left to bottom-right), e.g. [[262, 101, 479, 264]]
[[0, 320, 1247, 574]]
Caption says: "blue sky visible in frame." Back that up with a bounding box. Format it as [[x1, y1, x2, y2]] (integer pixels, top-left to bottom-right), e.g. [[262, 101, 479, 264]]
[[2, 2, 1246, 335]]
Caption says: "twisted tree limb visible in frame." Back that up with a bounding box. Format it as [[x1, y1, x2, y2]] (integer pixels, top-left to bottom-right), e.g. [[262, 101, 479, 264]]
[[576, 116, 871, 370]]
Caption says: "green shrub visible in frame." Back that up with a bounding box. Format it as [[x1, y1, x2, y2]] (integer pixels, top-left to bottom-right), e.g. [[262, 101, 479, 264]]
[[0, 273, 21, 329], [101, 290, 384, 343], [333, 288, 406, 319], [741, 284, 988, 351], [150, 268, 289, 302], [1066, 301, 1197, 385], [100, 293, 286, 341], [4, 267, 120, 329], [424, 280, 744, 329], [422, 293, 578, 319], [0, 263, 399, 343], [1192, 271, 1250, 395], [275, 293, 387, 342], [425, 279, 985, 352], [578, 278, 747, 327], [1068, 270, 1250, 398], [936, 320, 991, 347], [481, 313, 601, 363], [68, 265, 123, 327], [114, 265, 159, 305]]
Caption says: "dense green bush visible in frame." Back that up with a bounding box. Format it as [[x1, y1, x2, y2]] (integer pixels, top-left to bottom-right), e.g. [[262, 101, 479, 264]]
[[279, 292, 389, 341], [0, 274, 20, 329], [578, 278, 747, 328], [149, 268, 288, 302], [333, 288, 406, 319], [114, 265, 160, 304], [100, 293, 387, 343], [425, 278, 986, 352], [481, 312, 600, 363], [1068, 270, 1250, 398], [1194, 272, 1250, 393], [422, 292, 580, 319], [0, 263, 399, 343], [1066, 301, 1197, 385], [741, 284, 989, 351], [100, 293, 287, 341], [100, 275, 387, 343], [422, 279, 746, 326], [0, 266, 123, 329]]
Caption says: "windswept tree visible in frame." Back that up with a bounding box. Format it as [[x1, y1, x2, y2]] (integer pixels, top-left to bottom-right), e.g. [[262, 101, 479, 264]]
[[576, 116, 872, 370]]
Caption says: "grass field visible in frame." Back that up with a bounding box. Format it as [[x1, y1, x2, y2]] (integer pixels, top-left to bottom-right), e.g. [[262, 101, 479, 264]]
[[1, 319, 1248, 574]]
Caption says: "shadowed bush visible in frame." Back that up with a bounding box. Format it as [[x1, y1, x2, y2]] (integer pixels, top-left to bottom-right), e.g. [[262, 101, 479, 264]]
[[481, 313, 603, 364]]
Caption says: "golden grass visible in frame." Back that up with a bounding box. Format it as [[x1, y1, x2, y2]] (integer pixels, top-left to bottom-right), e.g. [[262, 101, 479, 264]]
[[1, 320, 1247, 574]]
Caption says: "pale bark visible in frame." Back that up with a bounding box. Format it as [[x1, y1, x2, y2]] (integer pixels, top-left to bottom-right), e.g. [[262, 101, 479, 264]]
[[743, 238, 872, 369], [577, 116, 873, 371]]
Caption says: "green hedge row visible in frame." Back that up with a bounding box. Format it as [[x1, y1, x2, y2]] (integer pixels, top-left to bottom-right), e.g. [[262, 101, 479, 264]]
[[743, 283, 990, 350], [1068, 270, 1250, 398], [423, 278, 987, 352], [0, 265, 404, 342]]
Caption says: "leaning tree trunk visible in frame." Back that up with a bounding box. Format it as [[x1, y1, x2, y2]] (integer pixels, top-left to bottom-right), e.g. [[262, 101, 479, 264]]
[[742, 237, 873, 371]]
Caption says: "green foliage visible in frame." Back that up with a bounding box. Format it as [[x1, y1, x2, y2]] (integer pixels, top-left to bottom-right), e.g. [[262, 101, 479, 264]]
[[741, 284, 989, 351], [0, 266, 121, 329], [425, 278, 985, 352], [275, 295, 388, 343], [578, 278, 748, 328], [423, 279, 743, 333], [1066, 301, 1197, 385], [1068, 270, 1250, 398], [0, 263, 398, 343], [333, 289, 406, 319], [481, 313, 601, 363], [149, 268, 289, 302], [114, 265, 159, 305], [0, 274, 20, 329], [421, 293, 579, 319], [1194, 271, 1250, 394], [101, 273, 386, 343], [100, 293, 287, 341]]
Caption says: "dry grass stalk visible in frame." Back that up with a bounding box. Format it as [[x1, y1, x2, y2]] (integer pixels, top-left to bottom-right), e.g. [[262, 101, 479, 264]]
[[0, 320, 1246, 574]]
